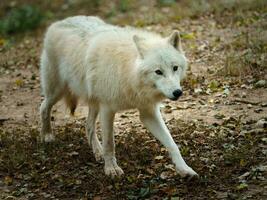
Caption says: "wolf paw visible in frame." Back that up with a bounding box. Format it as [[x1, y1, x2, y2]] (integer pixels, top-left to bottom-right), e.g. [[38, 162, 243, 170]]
[[93, 148, 103, 161], [92, 142, 103, 161], [104, 161, 124, 178], [41, 134, 55, 143], [176, 166, 199, 181]]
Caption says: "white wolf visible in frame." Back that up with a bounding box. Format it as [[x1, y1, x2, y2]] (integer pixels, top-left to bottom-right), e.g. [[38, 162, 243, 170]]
[[40, 16, 198, 179]]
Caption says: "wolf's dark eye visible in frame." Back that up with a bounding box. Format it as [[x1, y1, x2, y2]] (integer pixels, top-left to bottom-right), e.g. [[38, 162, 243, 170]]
[[173, 66, 178, 71], [155, 70, 163, 75]]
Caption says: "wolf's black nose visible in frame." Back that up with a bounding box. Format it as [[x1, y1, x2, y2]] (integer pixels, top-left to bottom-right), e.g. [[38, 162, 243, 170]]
[[173, 89, 183, 98]]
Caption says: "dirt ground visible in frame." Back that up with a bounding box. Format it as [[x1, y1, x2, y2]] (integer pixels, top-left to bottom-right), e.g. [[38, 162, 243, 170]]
[[0, 1, 267, 199]]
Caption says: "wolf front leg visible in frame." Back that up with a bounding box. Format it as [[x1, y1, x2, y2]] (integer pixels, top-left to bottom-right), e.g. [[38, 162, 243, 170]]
[[86, 104, 103, 161], [99, 105, 124, 178], [139, 105, 198, 179]]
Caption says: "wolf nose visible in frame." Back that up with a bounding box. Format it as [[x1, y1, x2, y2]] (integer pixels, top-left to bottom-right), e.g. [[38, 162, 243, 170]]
[[173, 89, 183, 98]]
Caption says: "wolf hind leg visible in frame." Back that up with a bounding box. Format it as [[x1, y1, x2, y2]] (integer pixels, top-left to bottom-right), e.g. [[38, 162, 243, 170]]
[[40, 50, 64, 142], [86, 104, 103, 161], [40, 88, 63, 143]]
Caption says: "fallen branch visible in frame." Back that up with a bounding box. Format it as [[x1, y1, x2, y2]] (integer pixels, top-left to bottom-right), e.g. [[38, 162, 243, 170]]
[[234, 98, 260, 105]]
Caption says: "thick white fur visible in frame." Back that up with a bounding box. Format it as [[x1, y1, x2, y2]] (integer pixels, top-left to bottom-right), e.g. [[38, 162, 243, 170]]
[[40, 16, 198, 178]]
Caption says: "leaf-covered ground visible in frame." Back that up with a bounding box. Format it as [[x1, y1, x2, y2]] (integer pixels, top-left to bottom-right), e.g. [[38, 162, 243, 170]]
[[0, 0, 267, 199]]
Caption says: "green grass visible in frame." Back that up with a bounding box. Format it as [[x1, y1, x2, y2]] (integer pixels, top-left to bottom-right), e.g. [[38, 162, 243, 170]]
[[184, 0, 267, 18], [224, 29, 267, 76], [118, 0, 132, 13], [0, 5, 43, 36]]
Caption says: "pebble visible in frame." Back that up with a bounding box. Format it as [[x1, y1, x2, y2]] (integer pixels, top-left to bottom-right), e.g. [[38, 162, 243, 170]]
[[255, 80, 266, 88], [238, 172, 250, 180], [214, 99, 220, 104], [194, 88, 203, 94], [223, 88, 230, 96], [254, 108, 263, 113], [241, 92, 247, 98], [241, 84, 248, 89], [256, 119, 267, 128]]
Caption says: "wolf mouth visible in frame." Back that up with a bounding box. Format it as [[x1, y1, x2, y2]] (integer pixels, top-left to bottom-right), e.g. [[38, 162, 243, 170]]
[[169, 96, 179, 101]]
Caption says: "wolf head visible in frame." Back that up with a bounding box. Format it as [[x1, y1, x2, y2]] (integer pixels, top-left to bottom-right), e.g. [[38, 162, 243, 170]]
[[133, 30, 188, 101]]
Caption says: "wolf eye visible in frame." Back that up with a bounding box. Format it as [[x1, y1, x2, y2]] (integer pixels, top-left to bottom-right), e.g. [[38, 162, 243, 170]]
[[173, 66, 178, 71], [155, 70, 163, 75]]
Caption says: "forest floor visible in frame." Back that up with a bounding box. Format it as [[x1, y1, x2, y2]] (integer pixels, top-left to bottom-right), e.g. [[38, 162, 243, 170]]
[[0, 1, 267, 199]]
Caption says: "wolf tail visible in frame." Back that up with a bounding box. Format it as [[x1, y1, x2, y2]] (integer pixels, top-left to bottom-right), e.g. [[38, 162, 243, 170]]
[[64, 93, 78, 116]]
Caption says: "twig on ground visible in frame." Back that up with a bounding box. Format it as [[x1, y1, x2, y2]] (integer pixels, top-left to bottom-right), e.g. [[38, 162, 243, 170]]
[[234, 98, 260, 105]]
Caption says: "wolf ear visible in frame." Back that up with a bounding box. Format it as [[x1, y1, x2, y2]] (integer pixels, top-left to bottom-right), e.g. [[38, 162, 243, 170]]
[[167, 30, 183, 52], [133, 35, 146, 59]]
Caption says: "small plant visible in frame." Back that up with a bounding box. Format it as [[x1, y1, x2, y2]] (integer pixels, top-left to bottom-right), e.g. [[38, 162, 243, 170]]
[[224, 30, 267, 76], [91, 0, 101, 8], [118, 0, 131, 13], [157, 0, 176, 6], [0, 5, 43, 35]]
